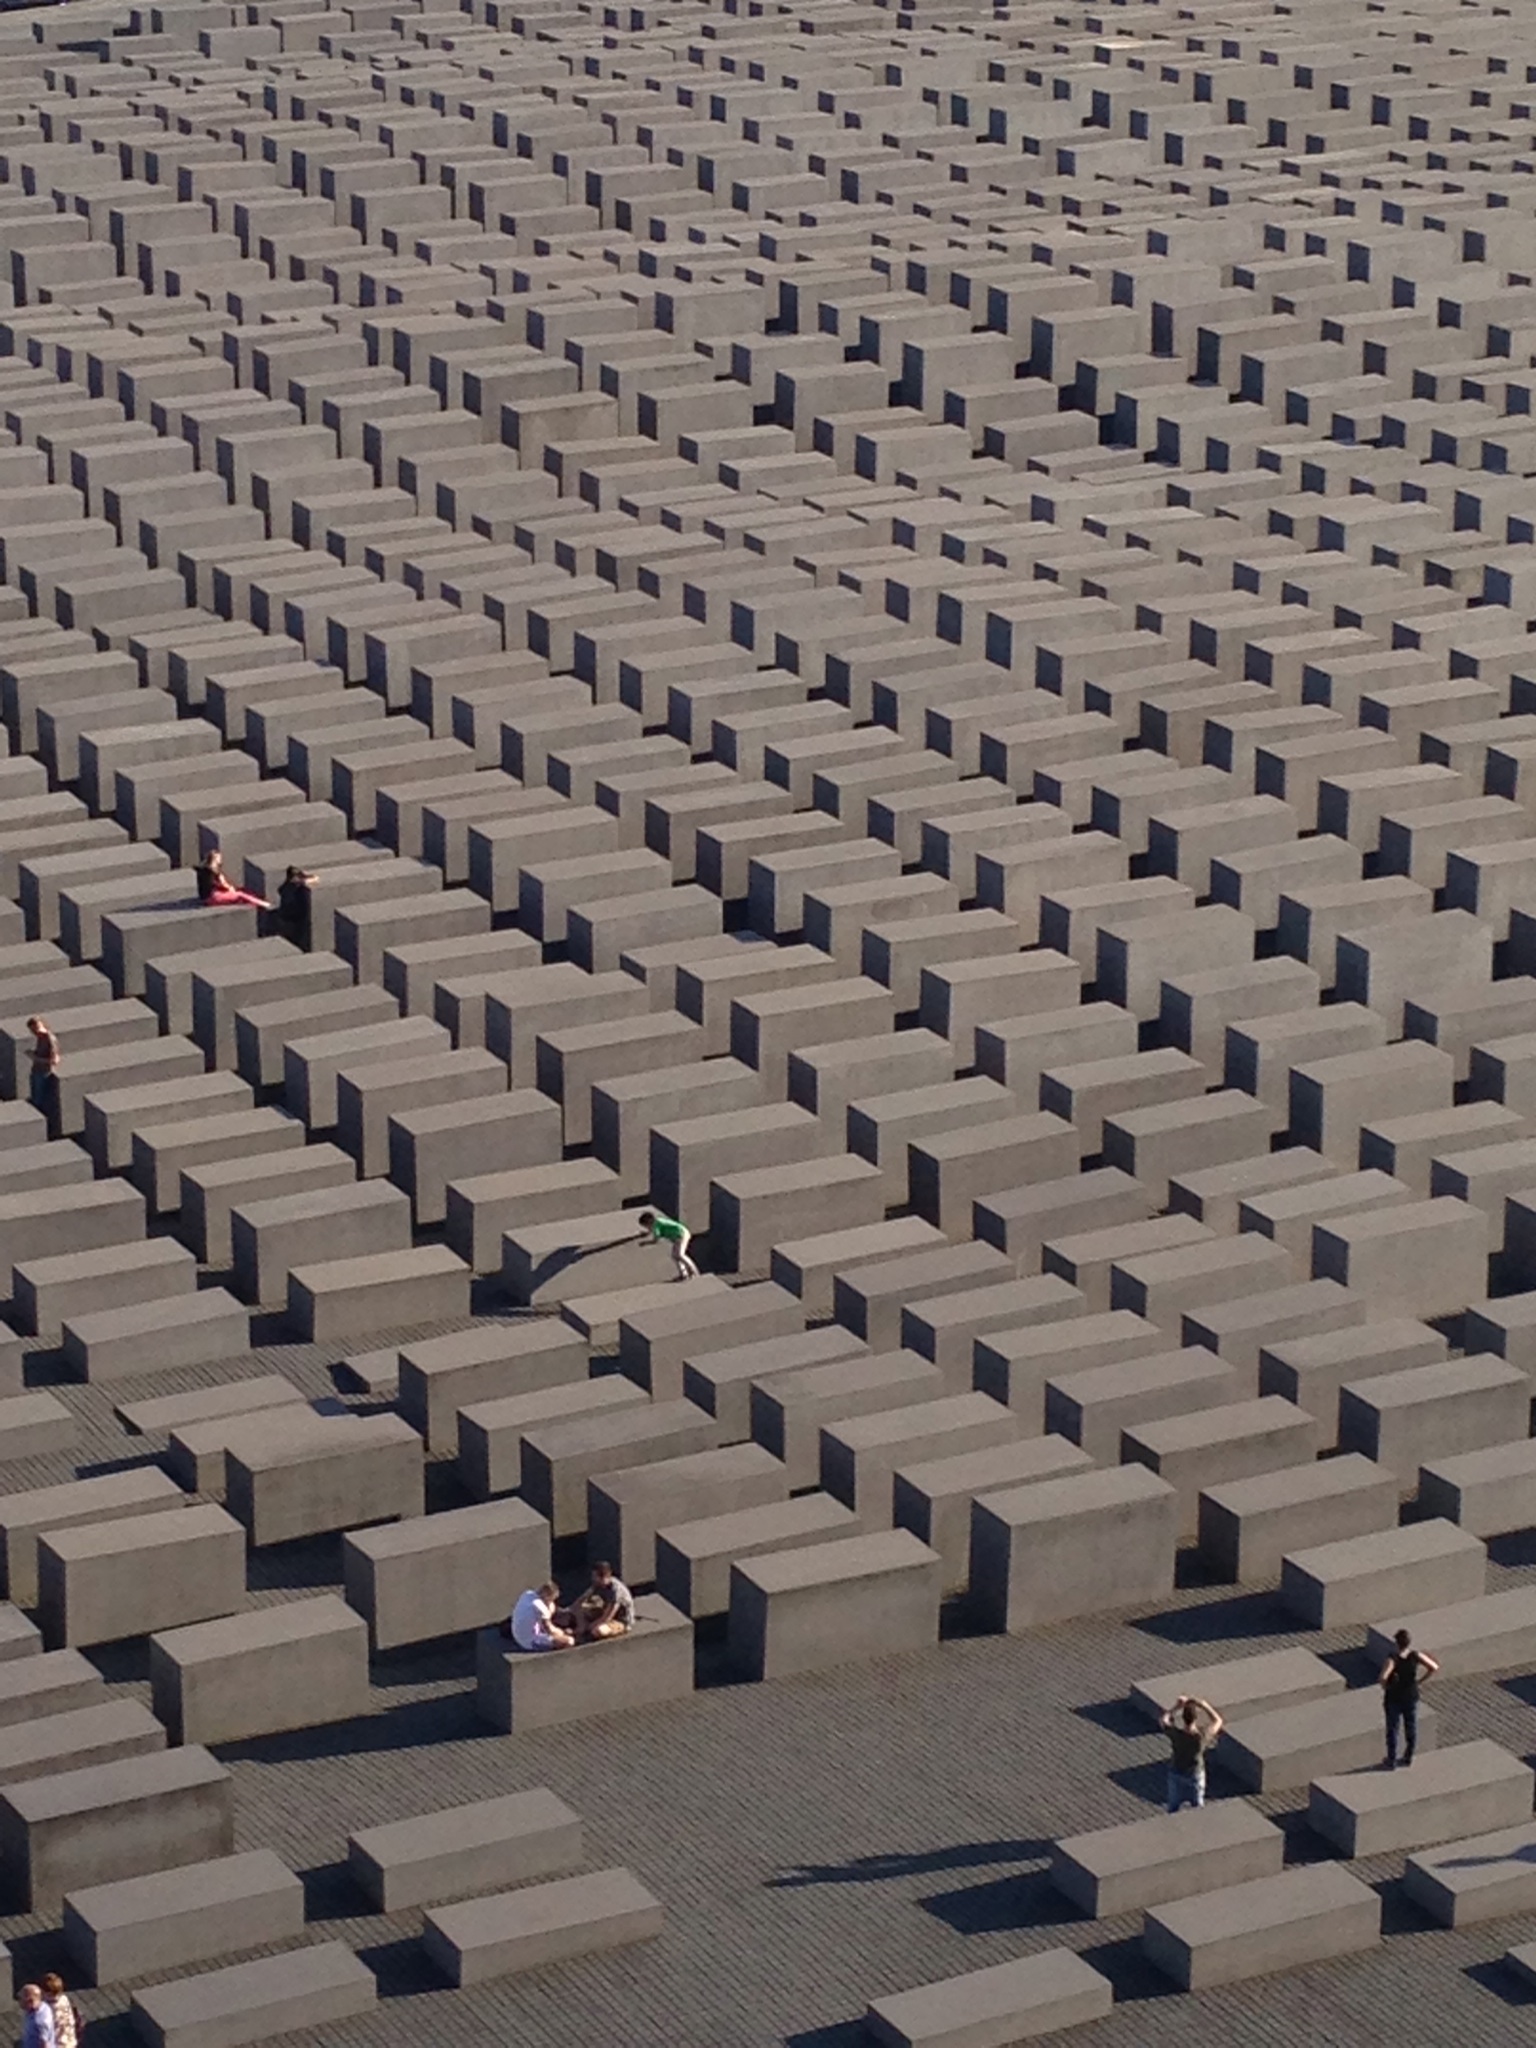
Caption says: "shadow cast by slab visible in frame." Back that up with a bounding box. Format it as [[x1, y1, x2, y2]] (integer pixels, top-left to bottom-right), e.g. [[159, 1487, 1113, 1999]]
[[1130, 1589, 1291, 1646], [783, 2021, 867, 2048], [1073, 1696, 1147, 1739], [1078, 1932, 1180, 2003], [369, 1637, 479, 1690], [768, 1837, 1051, 1889], [300, 1857, 369, 1924], [214, 1687, 484, 1765], [357, 1932, 446, 2000], [920, 1866, 1074, 1937], [1375, 1874, 1436, 1938], [1466, 1957, 1536, 2007]]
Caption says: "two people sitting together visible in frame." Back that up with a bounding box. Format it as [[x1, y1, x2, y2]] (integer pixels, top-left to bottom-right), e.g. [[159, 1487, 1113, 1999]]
[[507, 1563, 634, 1651]]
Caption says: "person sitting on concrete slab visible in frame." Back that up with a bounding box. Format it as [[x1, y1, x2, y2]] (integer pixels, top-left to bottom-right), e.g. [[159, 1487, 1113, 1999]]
[[40, 1974, 77, 2048], [1161, 1694, 1223, 1812], [573, 1561, 635, 1642], [194, 848, 270, 910], [18, 1985, 55, 2048], [638, 1207, 699, 1280], [25, 1017, 59, 1125], [1380, 1628, 1439, 1769], [507, 1581, 575, 1652], [274, 865, 318, 949]]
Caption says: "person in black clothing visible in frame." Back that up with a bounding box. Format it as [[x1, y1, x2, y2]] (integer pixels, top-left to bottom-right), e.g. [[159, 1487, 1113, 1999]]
[[274, 866, 317, 949], [1160, 1694, 1223, 1812], [193, 848, 269, 909], [1380, 1628, 1439, 1768]]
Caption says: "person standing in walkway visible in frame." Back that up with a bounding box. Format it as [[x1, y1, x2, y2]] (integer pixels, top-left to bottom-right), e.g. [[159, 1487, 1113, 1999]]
[[638, 1208, 698, 1280], [1160, 1694, 1223, 1812], [18, 1986, 55, 2048], [39, 1977, 76, 2048], [1380, 1628, 1439, 1768], [25, 1017, 58, 1129], [274, 864, 317, 950], [193, 847, 269, 909]]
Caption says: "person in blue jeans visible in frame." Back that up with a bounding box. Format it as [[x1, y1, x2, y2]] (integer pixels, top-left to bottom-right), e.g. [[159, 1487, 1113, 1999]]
[[1380, 1629, 1439, 1768], [1160, 1694, 1223, 1812]]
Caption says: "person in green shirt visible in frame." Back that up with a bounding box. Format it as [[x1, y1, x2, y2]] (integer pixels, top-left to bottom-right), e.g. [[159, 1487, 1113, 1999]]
[[638, 1208, 699, 1281]]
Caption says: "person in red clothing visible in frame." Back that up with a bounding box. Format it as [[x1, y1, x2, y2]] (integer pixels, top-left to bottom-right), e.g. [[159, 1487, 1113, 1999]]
[[194, 848, 269, 909]]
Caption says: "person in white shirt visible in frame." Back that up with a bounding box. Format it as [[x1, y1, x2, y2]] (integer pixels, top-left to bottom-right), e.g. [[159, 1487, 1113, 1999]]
[[509, 1582, 574, 1652]]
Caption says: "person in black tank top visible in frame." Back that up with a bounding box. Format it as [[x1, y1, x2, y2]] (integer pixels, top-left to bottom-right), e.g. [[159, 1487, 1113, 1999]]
[[1380, 1628, 1439, 1767]]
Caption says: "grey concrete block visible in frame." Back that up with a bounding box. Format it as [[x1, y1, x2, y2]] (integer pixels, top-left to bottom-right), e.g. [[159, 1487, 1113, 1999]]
[[1405, 1820, 1536, 1928], [655, 1493, 860, 1620], [1258, 1317, 1449, 1446], [179, 1144, 355, 1268], [343, 1499, 549, 1651], [14, 1238, 197, 1345], [1052, 1802, 1284, 1919], [1142, 1865, 1379, 1990], [522, 1399, 723, 1540], [348, 1788, 582, 1912], [728, 1528, 942, 1681], [0, 1650, 105, 1730], [1309, 1739, 1532, 1858], [63, 1291, 249, 1386], [1046, 1347, 1247, 1461], [865, 1950, 1113, 2047], [1129, 1647, 1345, 1729], [590, 1441, 787, 1585], [0, 1394, 75, 1464], [226, 1414, 423, 1545], [457, 1379, 647, 1503], [399, 1092, 563, 1230], [234, 986, 398, 1090], [116, 1378, 303, 1440], [619, 1282, 801, 1402], [129, 1940, 375, 2048], [150, 1595, 370, 1746], [1419, 1440, 1536, 1538], [474, 1595, 693, 1732], [232, 1179, 410, 1308], [971, 1465, 1178, 1632], [38, 1505, 245, 1650], [1198, 1455, 1399, 1584], [400, 1323, 588, 1455], [1338, 1354, 1527, 1490], [0, 1469, 188, 1608], [164, 1403, 345, 1500], [0, 1698, 164, 1788], [893, 1437, 1092, 1594], [422, 1867, 663, 1987], [0, 1745, 234, 1914], [130, 1108, 305, 1217], [1122, 1397, 1320, 1538], [63, 1848, 303, 1987], [1281, 1520, 1487, 1629], [1362, 1588, 1536, 1682]]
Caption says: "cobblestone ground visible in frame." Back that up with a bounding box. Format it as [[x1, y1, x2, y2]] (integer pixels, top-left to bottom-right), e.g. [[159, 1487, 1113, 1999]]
[[7, 1318, 1535, 2048]]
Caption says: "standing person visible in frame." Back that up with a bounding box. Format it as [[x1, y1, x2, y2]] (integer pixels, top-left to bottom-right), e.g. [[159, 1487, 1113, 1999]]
[[637, 1207, 698, 1280], [193, 848, 269, 909], [1380, 1628, 1438, 1768], [274, 865, 317, 950], [39, 1976, 76, 2048], [1160, 1694, 1223, 1812], [25, 1017, 59, 1127], [508, 1582, 574, 1652], [17, 1987, 54, 2048]]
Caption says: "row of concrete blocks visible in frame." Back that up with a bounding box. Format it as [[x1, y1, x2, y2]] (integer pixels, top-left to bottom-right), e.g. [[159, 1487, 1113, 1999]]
[[867, 1713, 1536, 2035]]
